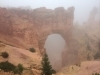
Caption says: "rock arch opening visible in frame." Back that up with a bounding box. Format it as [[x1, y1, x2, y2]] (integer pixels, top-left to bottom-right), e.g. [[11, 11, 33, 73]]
[[44, 34, 66, 70]]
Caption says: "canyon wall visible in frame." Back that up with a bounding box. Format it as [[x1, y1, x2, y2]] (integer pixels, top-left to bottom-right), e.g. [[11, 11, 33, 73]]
[[0, 7, 75, 67]]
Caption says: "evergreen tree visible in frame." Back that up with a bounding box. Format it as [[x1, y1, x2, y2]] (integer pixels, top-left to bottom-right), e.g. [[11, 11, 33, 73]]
[[41, 53, 56, 75]]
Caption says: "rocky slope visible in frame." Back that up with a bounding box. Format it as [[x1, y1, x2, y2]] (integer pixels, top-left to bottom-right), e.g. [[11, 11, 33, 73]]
[[56, 61, 100, 75], [0, 42, 42, 75]]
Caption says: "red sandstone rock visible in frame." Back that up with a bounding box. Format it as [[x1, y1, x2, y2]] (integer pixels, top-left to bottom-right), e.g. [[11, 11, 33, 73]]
[[0, 7, 75, 69]]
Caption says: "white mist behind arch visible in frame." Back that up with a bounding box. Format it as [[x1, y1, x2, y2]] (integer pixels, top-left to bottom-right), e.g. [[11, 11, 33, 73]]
[[44, 34, 66, 68]]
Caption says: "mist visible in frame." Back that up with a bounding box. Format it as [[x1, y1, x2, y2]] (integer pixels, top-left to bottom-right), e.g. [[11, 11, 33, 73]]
[[44, 34, 66, 68], [0, 0, 100, 73], [0, 0, 100, 67], [0, 0, 100, 24]]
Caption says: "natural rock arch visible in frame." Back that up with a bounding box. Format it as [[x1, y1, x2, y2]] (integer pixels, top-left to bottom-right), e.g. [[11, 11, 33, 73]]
[[34, 7, 74, 52], [0, 6, 75, 67], [33, 6, 75, 66]]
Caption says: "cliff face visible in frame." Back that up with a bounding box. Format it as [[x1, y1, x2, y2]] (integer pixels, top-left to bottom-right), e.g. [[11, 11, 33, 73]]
[[0, 8, 38, 50], [55, 7, 100, 75], [72, 7, 100, 63], [0, 7, 75, 67]]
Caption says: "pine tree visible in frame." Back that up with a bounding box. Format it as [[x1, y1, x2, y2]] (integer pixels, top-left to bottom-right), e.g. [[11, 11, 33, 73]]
[[41, 53, 56, 75]]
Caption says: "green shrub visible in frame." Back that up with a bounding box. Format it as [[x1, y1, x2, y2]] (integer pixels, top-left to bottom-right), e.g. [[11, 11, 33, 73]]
[[29, 47, 36, 53], [0, 61, 24, 74], [1, 52, 9, 58], [13, 64, 24, 75], [0, 61, 16, 72]]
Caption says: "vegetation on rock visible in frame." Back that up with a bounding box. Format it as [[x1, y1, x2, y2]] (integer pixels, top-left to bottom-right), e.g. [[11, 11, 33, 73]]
[[41, 53, 56, 75], [13, 64, 24, 75], [0, 61, 24, 75], [0, 61, 16, 72], [1, 52, 9, 58], [29, 47, 36, 53]]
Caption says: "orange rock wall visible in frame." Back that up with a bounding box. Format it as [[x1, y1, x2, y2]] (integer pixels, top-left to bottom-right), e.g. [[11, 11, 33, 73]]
[[0, 7, 75, 66]]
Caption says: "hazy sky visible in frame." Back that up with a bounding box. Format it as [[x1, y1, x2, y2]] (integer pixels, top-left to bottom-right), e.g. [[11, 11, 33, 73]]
[[0, 0, 100, 23]]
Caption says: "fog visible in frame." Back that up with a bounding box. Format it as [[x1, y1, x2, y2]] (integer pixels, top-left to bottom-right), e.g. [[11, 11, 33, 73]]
[[0, 0, 100, 70], [44, 34, 66, 67], [0, 0, 100, 24]]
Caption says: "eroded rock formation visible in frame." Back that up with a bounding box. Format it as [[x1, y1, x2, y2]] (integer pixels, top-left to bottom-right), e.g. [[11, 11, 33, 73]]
[[0, 7, 75, 68], [88, 7, 98, 23]]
